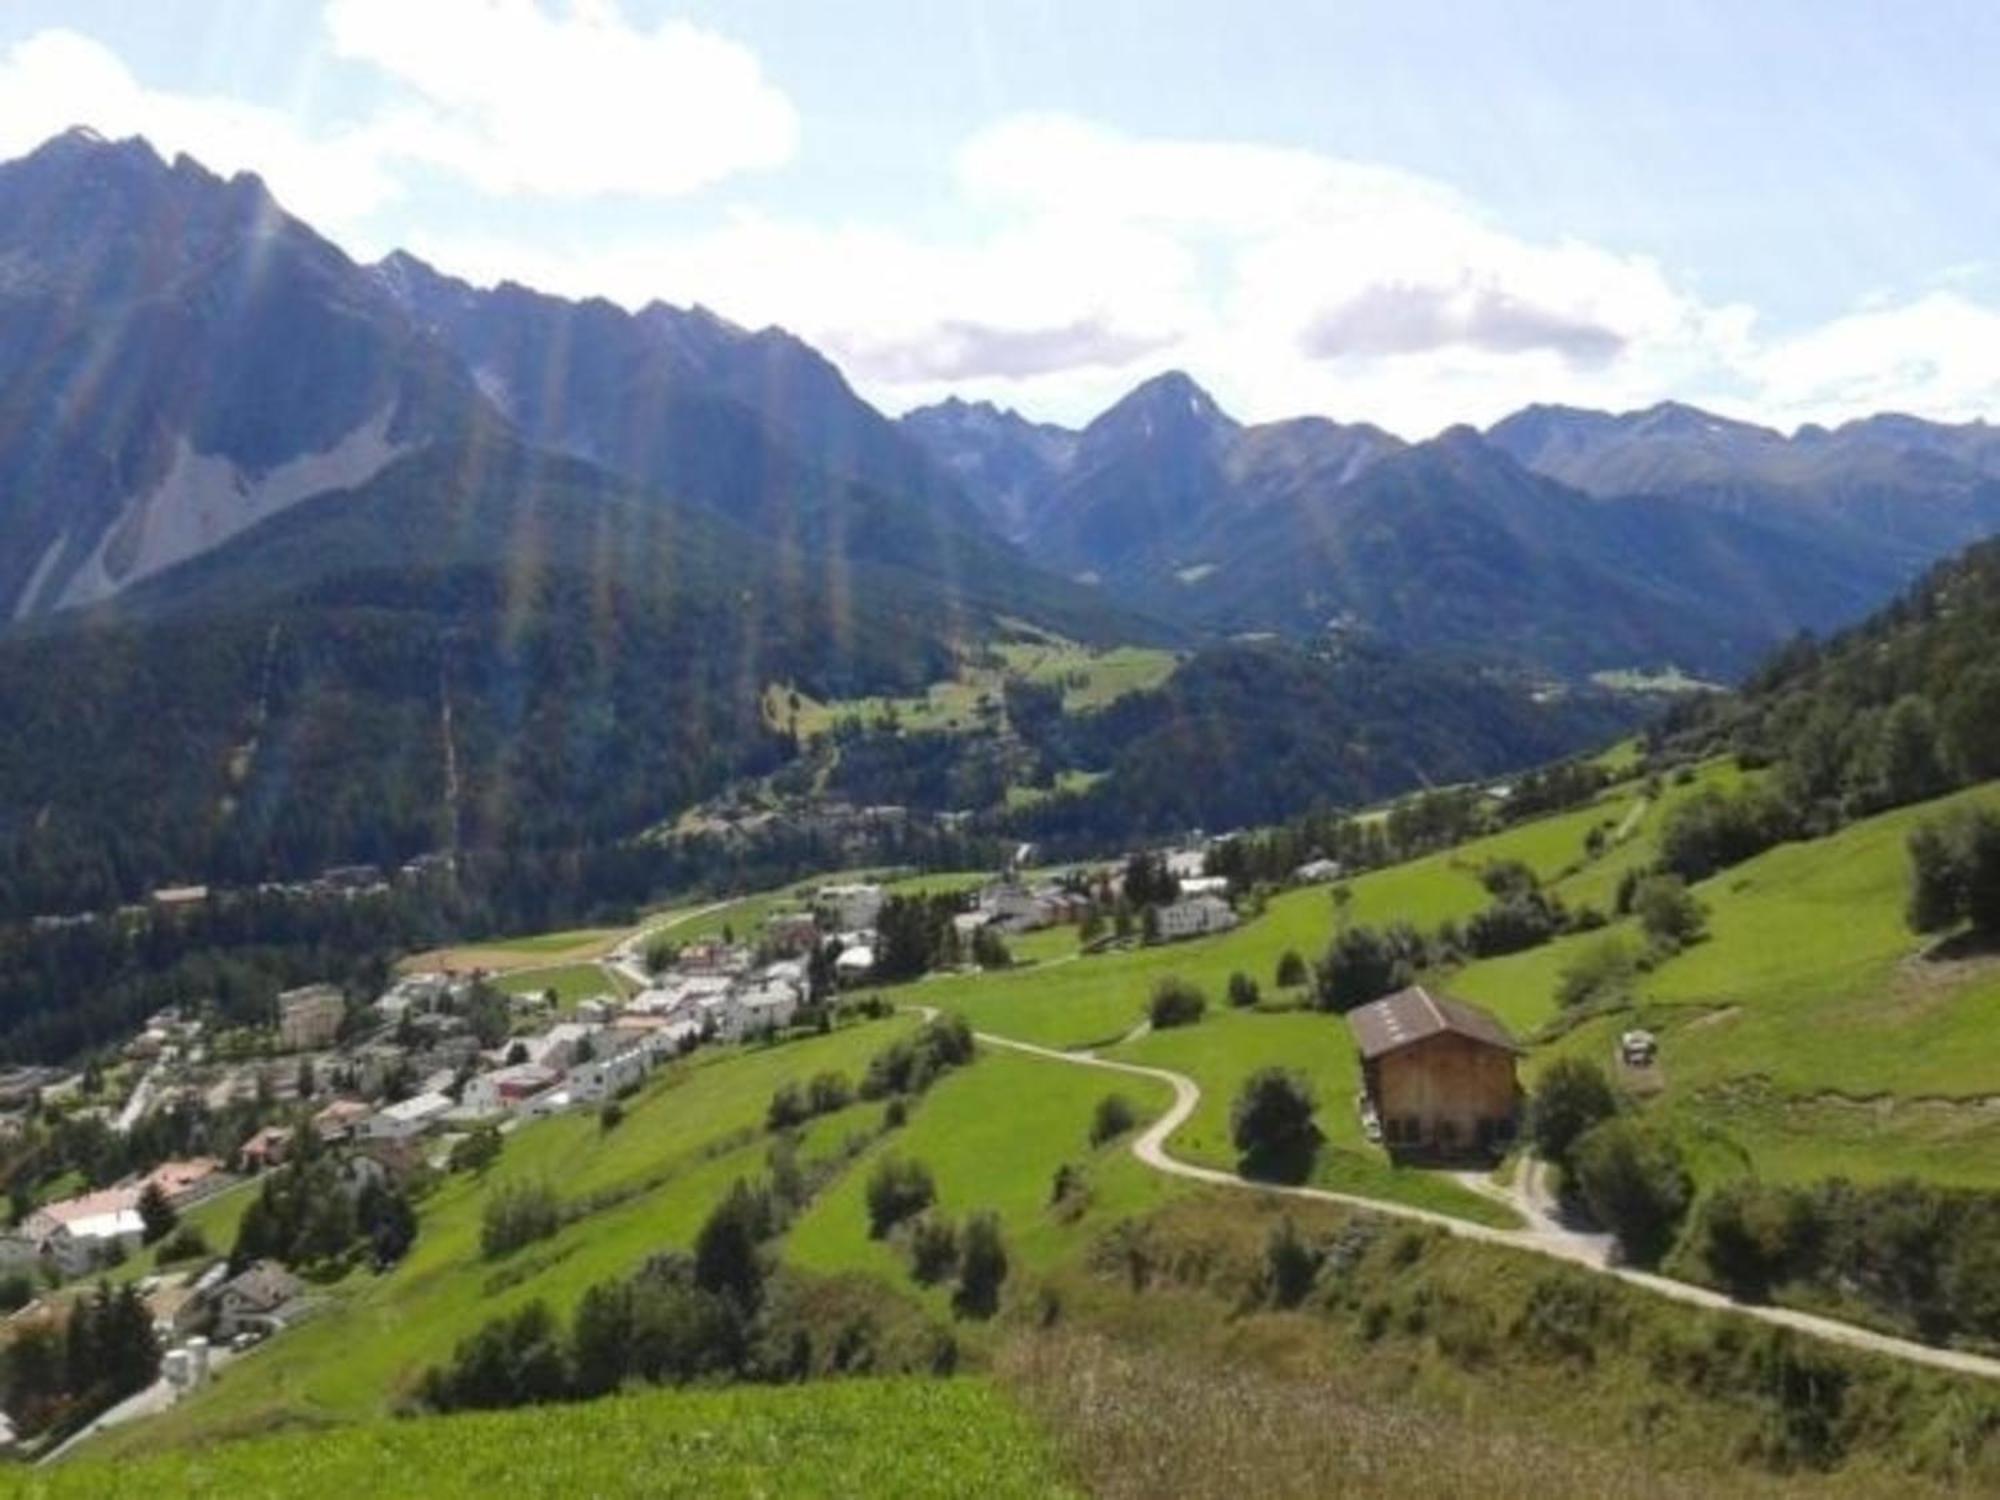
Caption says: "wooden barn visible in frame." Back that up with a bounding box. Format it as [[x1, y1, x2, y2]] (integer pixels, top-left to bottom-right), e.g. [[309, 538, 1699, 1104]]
[[1346, 985, 1522, 1159]]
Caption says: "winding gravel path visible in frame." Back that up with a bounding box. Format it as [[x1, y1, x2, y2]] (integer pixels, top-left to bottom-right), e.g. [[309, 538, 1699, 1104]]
[[972, 1026, 2000, 1384]]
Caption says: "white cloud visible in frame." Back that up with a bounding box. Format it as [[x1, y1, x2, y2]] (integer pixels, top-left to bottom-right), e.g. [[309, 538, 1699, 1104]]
[[410, 113, 1764, 434], [5, 20, 1997, 440], [324, 0, 797, 198], [0, 4, 796, 248], [1751, 292, 2000, 426], [0, 29, 400, 232]]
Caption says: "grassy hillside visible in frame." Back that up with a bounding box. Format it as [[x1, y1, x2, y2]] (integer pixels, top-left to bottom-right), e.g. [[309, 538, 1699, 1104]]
[[785, 1046, 1183, 1297], [68, 753, 2000, 1480], [91, 1016, 922, 1454], [19, 1379, 1070, 1498]]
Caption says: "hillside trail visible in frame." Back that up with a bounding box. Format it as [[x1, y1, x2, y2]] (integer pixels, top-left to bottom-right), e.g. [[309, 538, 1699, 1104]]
[[961, 1021, 2000, 1384]]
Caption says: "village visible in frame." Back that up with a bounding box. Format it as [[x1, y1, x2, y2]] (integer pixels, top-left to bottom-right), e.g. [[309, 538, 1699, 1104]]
[[0, 836, 1318, 1438]]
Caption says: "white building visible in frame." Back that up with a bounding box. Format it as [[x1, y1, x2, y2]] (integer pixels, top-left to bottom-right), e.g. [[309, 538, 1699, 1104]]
[[629, 974, 733, 1020], [815, 882, 885, 932], [360, 1091, 454, 1142], [1177, 875, 1231, 899], [1156, 894, 1239, 942], [732, 980, 801, 1040], [834, 946, 876, 983], [1164, 849, 1209, 881], [1293, 858, 1344, 884], [22, 1188, 146, 1276], [461, 1064, 562, 1116], [568, 1048, 648, 1103], [277, 985, 345, 1052], [375, 972, 456, 1019], [518, 1022, 603, 1071]]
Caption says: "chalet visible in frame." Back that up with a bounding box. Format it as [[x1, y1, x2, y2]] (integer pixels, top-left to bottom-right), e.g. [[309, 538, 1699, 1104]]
[[214, 1260, 306, 1340], [1346, 986, 1521, 1159]]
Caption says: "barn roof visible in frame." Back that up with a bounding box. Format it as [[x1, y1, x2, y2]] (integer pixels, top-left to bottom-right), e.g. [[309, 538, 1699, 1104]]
[[1345, 985, 1521, 1061]]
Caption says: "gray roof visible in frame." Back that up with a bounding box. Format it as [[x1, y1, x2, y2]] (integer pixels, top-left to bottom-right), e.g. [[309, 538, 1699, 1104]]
[[224, 1260, 304, 1310], [1345, 986, 1521, 1061]]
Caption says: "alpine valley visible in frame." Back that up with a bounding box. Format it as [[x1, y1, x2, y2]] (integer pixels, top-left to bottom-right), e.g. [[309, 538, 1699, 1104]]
[[2, 127, 2000, 928]]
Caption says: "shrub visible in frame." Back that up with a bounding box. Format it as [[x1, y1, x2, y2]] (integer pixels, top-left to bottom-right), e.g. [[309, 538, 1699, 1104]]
[[1264, 1217, 1319, 1308], [1230, 1068, 1318, 1174], [418, 1300, 570, 1412], [1275, 949, 1308, 988], [767, 1082, 809, 1131], [1463, 892, 1564, 958], [807, 1071, 854, 1115], [1313, 925, 1409, 1012], [481, 1181, 562, 1260], [1697, 1179, 1819, 1299], [1907, 807, 2000, 935], [137, 1183, 177, 1246], [954, 1211, 1008, 1319], [1555, 935, 1638, 1010], [450, 1126, 503, 1176], [1147, 978, 1206, 1030], [866, 1157, 936, 1239], [907, 1215, 959, 1285], [693, 1180, 772, 1310], [1657, 786, 1797, 882], [1089, 1092, 1137, 1146], [1632, 874, 1708, 950], [1527, 1057, 1620, 1172], [1570, 1118, 1691, 1266], [860, 1016, 975, 1100], [598, 1101, 624, 1132], [1226, 971, 1261, 1009], [152, 1225, 211, 1265]]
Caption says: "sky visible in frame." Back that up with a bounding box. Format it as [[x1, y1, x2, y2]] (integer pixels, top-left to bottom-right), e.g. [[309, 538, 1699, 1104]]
[[4, 1, 2000, 438]]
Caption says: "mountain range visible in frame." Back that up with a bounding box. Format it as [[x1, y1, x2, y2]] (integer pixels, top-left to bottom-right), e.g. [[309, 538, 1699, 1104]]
[[5, 127, 2000, 910], [901, 378, 2000, 677]]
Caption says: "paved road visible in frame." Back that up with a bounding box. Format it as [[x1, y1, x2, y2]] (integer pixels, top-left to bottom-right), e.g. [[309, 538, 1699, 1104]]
[[973, 1027, 2000, 1384], [607, 899, 736, 989], [40, 1345, 243, 1465]]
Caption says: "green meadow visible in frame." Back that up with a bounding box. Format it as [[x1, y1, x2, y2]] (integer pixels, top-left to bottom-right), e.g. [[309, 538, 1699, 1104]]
[[785, 1045, 1183, 1302], [22, 1379, 1070, 1499], [771, 640, 1177, 739]]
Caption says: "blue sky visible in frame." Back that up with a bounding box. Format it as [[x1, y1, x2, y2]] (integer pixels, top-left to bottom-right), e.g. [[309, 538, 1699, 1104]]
[[4, 2, 1998, 435]]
